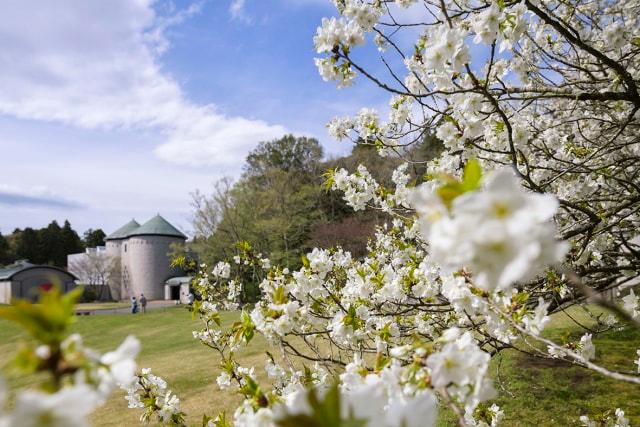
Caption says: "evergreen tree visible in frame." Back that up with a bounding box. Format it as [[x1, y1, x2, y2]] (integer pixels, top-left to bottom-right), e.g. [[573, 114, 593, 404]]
[[0, 232, 12, 266], [39, 221, 64, 266], [9, 220, 84, 267], [60, 220, 84, 266], [83, 228, 106, 248], [15, 228, 40, 263]]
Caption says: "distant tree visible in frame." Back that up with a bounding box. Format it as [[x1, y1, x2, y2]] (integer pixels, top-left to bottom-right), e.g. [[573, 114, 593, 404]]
[[15, 228, 40, 264], [5, 229, 21, 263], [191, 173, 321, 269], [239, 168, 323, 267], [191, 135, 426, 270], [39, 221, 64, 266], [68, 252, 118, 286], [244, 134, 323, 178], [168, 241, 199, 276], [83, 229, 106, 248], [404, 133, 446, 180], [60, 220, 84, 265], [193, 135, 327, 271], [307, 217, 376, 260], [0, 232, 12, 266], [190, 178, 241, 264], [11, 220, 84, 267], [191, 178, 235, 241], [106, 256, 123, 301]]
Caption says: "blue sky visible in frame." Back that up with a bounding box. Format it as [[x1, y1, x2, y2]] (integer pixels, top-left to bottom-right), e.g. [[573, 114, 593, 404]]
[[0, 0, 392, 236]]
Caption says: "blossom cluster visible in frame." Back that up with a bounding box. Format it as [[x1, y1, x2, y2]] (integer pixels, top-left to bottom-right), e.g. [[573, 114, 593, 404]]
[[313, 0, 383, 87], [0, 334, 140, 427], [580, 408, 630, 427], [330, 165, 378, 210], [123, 369, 185, 425], [410, 168, 568, 292]]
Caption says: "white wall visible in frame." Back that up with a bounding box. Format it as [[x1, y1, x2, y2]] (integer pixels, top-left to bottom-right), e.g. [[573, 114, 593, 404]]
[[0, 281, 11, 304], [126, 235, 182, 300]]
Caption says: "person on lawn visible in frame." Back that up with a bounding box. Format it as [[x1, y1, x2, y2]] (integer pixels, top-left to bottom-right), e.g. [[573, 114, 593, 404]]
[[131, 296, 138, 314], [140, 293, 147, 314]]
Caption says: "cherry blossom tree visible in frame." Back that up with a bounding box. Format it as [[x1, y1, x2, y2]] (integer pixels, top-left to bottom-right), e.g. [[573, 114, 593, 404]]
[[183, 0, 639, 424]]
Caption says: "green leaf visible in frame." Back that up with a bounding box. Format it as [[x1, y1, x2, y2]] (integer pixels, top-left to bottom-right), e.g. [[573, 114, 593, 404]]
[[435, 159, 484, 208], [207, 412, 231, 427], [378, 322, 391, 342], [191, 299, 202, 320], [461, 159, 482, 192], [272, 286, 287, 305], [210, 310, 221, 327], [241, 310, 255, 343], [0, 286, 83, 345], [276, 384, 367, 427], [323, 169, 336, 192], [436, 183, 464, 208], [512, 292, 530, 305], [443, 114, 457, 124], [374, 352, 390, 372], [13, 344, 41, 374], [342, 305, 362, 331], [235, 240, 252, 253], [202, 414, 213, 427], [301, 255, 310, 269]]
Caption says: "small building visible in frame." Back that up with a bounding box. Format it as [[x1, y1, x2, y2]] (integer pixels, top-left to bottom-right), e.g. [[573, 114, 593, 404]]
[[0, 260, 77, 304], [164, 276, 192, 304], [103, 215, 187, 301]]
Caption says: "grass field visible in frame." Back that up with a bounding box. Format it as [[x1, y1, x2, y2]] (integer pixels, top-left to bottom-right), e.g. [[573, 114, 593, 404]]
[[75, 302, 130, 311], [1, 306, 639, 426]]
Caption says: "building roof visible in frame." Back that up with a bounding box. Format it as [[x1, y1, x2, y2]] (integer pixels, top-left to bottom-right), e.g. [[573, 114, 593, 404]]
[[165, 276, 192, 286], [127, 215, 187, 239], [105, 219, 141, 240], [0, 260, 77, 281], [0, 260, 33, 280]]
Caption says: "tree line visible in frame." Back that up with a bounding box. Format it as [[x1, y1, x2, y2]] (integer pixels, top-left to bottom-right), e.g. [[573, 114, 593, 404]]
[[0, 222, 106, 268], [186, 134, 443, 272]]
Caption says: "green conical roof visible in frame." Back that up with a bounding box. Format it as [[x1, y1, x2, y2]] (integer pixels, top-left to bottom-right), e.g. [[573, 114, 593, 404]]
[[127, 215, 186, 239], [105, 219, 141, 240]]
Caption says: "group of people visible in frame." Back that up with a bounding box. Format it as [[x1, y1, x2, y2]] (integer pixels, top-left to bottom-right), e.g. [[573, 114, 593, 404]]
[[130, 292, 195, 314], [130, 294, 147, 314]]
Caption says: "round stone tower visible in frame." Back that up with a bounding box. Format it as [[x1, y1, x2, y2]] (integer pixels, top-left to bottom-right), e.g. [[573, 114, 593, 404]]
[[104, 219, 140, 300], [126, 215, 186, 300]]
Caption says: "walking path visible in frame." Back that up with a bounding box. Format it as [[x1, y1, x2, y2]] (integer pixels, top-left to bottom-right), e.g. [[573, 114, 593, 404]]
[[75, 300, 178, 315]]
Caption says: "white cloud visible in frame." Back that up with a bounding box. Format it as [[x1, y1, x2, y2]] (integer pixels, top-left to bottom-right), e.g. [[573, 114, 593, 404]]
[[0, 0, 286, 167], [229, 0, 250, 22]]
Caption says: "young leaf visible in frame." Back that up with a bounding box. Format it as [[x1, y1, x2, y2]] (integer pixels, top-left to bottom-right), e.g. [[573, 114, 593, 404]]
[[461, 159, 482, 192]]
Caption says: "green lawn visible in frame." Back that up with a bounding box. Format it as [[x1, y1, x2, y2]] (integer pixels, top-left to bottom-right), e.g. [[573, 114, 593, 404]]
[[0, 307, 269, 426], [483, 309, 640, 426], [1, 306, 639, 426], [75, 302, 130, 311]]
